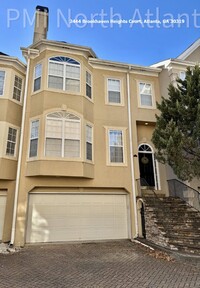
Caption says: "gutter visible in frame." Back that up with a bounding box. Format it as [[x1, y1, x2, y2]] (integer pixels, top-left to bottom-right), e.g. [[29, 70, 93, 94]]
[[10, 50, 31, 246], [126, 67, 138, 239]]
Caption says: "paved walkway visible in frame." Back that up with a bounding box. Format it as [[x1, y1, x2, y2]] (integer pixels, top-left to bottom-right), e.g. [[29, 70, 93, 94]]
[[0, 241, 200, 288]]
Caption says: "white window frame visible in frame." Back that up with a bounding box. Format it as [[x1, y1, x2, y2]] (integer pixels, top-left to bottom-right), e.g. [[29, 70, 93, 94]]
[[138, 81, 155, 109], [29, 120, 39, 158], [106, 78, 123, 105], [179, 71, 186, 81], [33, 63, 42, 92], [106, 127, 127, 166], [13, 75, 23, 102], [45, 112, 81, 159], [86, 71, 92, 99], [0, 71, 6, 96], [86, 124, 93, 162], [6, 126, 17, 157], [48, 57, 81, 94]]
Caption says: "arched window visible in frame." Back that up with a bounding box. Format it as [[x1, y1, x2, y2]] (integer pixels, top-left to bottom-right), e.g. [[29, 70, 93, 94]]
[[138, 144, 152, 153], [45, 111, 81, 158], [48, 56, 80, 92]]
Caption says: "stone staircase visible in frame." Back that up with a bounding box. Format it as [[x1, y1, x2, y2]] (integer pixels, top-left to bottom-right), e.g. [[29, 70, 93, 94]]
[[143, 196, 200, 254]]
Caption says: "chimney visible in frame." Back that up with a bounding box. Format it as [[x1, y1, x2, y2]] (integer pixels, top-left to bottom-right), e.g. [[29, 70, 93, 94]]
[[33, 6, 49, 44]]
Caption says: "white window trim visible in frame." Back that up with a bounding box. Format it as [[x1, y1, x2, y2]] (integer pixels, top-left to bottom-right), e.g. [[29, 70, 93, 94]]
[[105, 77, 124, 106], [105, 126, 127, 166], [0, 70, 6, 97], [44, 113, 82, 160], [28, 119, 40, 159], [179, 71, 186, 81], [32, 63, 42, 93], [12, 74, 23, 104], [47, 58, 81, 95], [137, 80, 156, 109], [85, 70, 93, 101], [85, 123, 94, 162], [5, 125, 19, 159]]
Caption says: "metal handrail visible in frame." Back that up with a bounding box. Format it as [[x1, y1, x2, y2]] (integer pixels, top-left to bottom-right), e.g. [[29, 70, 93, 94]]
[[167, 179, 200, 211]]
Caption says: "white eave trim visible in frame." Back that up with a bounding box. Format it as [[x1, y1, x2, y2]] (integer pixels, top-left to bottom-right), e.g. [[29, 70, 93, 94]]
[[0, 56, 26, 70], [28, 39, 97, 59], [177, 38, 200, 60], [152, 58, 196, 69], [89, 58, 161, 75]]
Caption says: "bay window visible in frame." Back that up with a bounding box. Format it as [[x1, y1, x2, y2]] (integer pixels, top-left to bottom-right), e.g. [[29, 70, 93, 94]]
[[45, 112, 81, 158], [0, 71, 5, 95], [48, 56, 80, 93]]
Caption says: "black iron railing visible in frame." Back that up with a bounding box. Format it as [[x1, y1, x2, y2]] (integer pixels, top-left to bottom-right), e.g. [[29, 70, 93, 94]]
[[167, 179, 200, 211]]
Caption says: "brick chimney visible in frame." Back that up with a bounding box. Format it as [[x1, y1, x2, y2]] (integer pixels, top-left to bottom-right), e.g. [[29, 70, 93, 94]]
[[33, 6, 49, 44]]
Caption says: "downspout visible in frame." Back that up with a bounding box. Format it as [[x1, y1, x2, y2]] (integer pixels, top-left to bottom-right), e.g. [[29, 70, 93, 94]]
[[127, 66, 138, 239], [10, 50, 31, 246]]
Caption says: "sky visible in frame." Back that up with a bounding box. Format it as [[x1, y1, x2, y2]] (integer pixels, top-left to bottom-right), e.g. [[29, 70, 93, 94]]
[[0, 0, 200, 66]]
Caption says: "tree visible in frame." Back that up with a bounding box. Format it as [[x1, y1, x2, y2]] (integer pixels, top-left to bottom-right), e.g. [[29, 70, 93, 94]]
[[152, 65, 200, 181]]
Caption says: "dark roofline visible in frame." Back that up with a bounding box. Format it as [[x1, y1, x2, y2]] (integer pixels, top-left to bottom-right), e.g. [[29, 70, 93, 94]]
[[0, 52, 9, 56]]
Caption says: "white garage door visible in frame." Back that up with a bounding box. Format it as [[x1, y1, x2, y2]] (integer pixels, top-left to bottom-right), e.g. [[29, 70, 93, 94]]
[[0, 195, 6, 240], [26, 193, 129, 243]]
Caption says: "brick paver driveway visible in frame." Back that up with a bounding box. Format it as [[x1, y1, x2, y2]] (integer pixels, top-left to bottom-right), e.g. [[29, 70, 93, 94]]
[[0, 240, 200, 288]]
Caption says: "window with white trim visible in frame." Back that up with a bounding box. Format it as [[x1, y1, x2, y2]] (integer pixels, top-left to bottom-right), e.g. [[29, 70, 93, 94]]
[[29, 120, 39, 157], [109, 129, 124, 163], [179, 71, 186, 81], [107, 79, 121, 104], [0, 71, 5, 96], [139, 82, 153, 107], [48, 56, 80, 93], [45, 111, 81, 158], [86, 125, 92, 161], [13, 75, 23, 101], [6, 127, 17, 156], [86, 71, 92, 99], [33, 64, 42, 92]]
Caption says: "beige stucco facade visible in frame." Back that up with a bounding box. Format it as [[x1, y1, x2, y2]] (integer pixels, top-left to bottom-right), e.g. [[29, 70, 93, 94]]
[[1, 6, 200, 246]]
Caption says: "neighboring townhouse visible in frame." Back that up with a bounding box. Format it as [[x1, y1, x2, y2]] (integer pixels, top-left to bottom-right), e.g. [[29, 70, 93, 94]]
[[0, 6, 199, 247], [152, 39, 200, 192], [0, 52, 26, 242]]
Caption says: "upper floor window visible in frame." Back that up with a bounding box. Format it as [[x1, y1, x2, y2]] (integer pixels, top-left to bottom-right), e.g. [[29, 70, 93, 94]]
[[45, 111, 81, 158], [13, 75, 23, 101], [34, 64, 42, 92], [107, 79, 121, 104], [48, 56, 80, 93], [86, 71, 92, 99], [29, 120, 39, 158], [0, 71, 5, 96], [86, 125, 93, 161], [139, 82, 153, 107], [179, 71, 186, 81], [6, 127, 17, 156], [109, 129, 124, 163]]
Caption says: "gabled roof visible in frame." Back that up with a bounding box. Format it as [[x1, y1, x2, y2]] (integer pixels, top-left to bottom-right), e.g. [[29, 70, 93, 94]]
[[177, 38, 200, 60], [151, 58, 195, 68]]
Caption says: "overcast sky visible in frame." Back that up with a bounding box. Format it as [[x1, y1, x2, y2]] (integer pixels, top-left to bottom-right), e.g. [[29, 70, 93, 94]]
[[1, 0, 200, 65]]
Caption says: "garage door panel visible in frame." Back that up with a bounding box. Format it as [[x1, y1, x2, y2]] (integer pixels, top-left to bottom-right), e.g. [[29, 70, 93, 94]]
[[26, 193, 128, 243]]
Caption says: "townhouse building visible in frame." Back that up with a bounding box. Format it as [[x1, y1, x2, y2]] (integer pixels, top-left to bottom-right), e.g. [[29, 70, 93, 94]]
[[0, 6, 199, 247]]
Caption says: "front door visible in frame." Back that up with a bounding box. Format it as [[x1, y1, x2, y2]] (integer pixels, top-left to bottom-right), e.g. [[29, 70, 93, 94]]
[[138, 144, 156, 187]]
